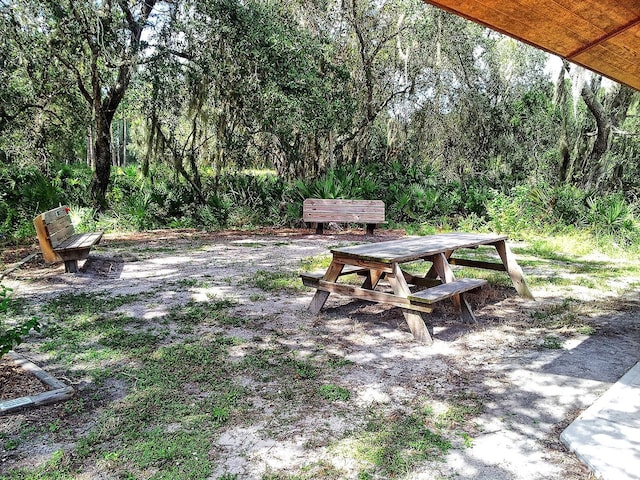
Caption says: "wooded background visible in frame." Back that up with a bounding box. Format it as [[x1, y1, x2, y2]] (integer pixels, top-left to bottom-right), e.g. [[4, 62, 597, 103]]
[[1, 0, 638, 243]]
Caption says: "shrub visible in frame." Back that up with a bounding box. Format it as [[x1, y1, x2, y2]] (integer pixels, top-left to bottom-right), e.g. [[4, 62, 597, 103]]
[[0, 284, 40, 358]]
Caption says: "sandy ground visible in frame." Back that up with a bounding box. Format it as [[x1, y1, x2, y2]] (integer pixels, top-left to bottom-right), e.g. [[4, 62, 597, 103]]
[[1, 228, 639, 479]]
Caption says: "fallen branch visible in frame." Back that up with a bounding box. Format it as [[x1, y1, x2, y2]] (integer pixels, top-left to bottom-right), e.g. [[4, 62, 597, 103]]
[[0, 253, 39, 281]]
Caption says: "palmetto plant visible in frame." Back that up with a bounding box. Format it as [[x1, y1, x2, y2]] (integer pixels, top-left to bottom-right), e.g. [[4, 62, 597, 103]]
[[587, 194, 638, 240]]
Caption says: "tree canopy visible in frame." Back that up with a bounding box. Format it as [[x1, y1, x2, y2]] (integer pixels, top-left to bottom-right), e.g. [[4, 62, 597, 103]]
[[1, 0, 639, 213]]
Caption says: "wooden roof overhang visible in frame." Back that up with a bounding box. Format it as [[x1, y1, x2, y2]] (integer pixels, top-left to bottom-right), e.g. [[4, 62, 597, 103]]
[[423, 0, 640, 91]]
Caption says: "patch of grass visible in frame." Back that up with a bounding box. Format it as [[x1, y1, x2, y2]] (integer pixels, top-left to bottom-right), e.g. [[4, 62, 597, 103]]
[[542, 336, 564, 349], [528, 274, 575, 287], [42, 292, 147, 319], [347, 409, 452, 478], [174, 277, 212, 288], [166, 297, 237, 326], [64, 336, 247, 478], [262, 461, 345, 479], [318, 384, 351, 402], [577, 325, 596, 335], [299, 255, 332, 272], [251, 270, 302, 292], [433, 394, 484, 430], [239, 346, 319, 398], [528, 298, 583, 329], [326, 356, 353, 369]]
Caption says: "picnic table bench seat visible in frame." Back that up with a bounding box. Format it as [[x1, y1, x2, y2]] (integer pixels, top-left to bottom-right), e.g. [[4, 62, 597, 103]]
[[34, 206, 103, 273], [303, 198, 386, 234], [408, 278, 487, 304]]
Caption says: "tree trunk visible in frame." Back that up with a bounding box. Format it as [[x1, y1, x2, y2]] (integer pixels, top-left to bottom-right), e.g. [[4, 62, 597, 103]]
[[581, 81, 611, 190], [91, 112, 113, 210], [86, 125, 95, 168]]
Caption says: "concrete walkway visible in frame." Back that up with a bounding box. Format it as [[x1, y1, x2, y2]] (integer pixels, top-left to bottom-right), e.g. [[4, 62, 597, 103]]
[[561, 361, 640, 480]]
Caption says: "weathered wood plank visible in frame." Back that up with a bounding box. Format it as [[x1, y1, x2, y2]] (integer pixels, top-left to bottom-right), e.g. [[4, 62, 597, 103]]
[[34, 205, 102, 271], [41, 206, 69, 224], [308, 261, 345, 314], [315, 280, 434, 314], [386, 263, 433, 344], [34, 216, 61, 263], [55, 232, 103, 251], [300, 264, 368, 286], [408, 278, 487, 304], [331, 233, 508, 264], [303, 199, 386, 234], [448, 258, 506, 271], [331, 254, 393, 273], [492, 240, 535, 300], [401, 272, 442, 288], [46, 215, 74, 236], [48, 224, 76, 248]]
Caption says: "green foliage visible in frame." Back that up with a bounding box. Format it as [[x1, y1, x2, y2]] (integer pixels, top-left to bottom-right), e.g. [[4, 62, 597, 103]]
[[317, 384, 351, 402], [587, 193, 638, 243], [0, 284, 40, 358], [483, 183, 639, 246]]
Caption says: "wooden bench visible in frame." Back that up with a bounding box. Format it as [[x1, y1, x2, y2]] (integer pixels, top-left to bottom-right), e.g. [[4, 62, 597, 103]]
[[34, 206, 103, 273], [303, 198, 385, 235], [408, 278, 487, 305]]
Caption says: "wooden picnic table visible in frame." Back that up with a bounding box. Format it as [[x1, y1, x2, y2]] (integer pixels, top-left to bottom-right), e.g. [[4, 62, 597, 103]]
[[301, 233, 534, 345]]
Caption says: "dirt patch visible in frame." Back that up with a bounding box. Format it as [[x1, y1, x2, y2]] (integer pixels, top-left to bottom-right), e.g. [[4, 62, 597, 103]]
[[0, 228, 637, 479]]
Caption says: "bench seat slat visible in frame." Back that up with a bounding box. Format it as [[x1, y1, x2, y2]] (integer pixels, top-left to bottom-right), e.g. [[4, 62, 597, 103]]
[[54, 232, 103, 251], [408, 278, 487, 304], [303, 214, 385, 222]]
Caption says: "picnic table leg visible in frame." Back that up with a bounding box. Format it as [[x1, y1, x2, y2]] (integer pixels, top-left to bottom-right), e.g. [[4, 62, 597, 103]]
[[431, 253, 477, 324], [308, 261, 345, 314], [425, 249, 454, 279], [361, 269, 384, 290], [493, 240, 535, 300], [387, 263, 433, 344]]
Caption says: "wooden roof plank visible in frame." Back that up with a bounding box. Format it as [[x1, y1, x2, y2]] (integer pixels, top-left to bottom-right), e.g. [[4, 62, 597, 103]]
[[423, 0, 640, 91]]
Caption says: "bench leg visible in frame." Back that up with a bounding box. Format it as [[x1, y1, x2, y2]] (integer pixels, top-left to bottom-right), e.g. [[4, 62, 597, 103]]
[[366, 224, 375, 235], [458, 294, 477, 324], [315, 223, 324, 234], [64, 260, 79, 273]]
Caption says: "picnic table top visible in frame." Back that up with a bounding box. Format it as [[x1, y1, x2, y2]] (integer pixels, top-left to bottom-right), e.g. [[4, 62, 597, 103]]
[[330, 233, 508, 264]]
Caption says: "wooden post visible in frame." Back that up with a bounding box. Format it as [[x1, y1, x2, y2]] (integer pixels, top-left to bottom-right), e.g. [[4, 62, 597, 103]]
[[431, 253, 476, 323], [493, 240, 535, 300], [309, 260, 344, 314], [64, 260, 78, 273], [361, 269, 384, 290], [387, 263, 433, 344]]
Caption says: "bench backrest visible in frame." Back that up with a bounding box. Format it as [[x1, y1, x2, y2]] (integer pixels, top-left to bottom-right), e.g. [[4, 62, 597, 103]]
[[303, 198, 385, 224], [34, 206, 74, 263]]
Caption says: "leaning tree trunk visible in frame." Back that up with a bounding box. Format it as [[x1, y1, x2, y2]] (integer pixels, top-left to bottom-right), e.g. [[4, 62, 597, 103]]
[[580, 81, 611, 190]]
